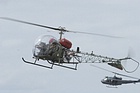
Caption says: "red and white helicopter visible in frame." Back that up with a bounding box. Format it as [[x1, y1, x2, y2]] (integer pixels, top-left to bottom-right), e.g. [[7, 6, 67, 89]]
[[0, 17, 139, 72]]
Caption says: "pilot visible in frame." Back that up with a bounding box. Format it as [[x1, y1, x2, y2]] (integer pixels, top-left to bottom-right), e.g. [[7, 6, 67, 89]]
[[35, 42, 48, 56], [46, 38, 60, 56]]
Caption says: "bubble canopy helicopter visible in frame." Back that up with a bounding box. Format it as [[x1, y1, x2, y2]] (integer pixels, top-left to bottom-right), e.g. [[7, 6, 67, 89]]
[[0, 17, 139, 72]]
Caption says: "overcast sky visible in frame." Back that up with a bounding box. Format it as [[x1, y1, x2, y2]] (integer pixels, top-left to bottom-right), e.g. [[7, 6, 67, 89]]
[[0, 0, 140, 93]]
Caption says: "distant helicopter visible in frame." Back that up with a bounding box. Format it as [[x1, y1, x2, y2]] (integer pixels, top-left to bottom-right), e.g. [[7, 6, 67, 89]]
[[91, 65, 140, 87], [102, 76, 140, 87], [0, 17, 139, 72]]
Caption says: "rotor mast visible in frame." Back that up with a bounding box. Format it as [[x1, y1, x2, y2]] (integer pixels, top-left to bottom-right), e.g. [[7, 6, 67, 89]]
[[58, 26, 66, 40], [59, 31, 64, 40]]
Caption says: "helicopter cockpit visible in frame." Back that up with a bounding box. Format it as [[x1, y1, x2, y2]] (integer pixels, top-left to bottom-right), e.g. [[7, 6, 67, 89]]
[[33, 35, 62, 60], [102, 76, 110, 82]]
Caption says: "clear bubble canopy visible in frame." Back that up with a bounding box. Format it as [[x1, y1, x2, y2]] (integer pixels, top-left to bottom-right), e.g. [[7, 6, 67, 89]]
[[33, 35, 58, 57], [34, 35, 57, 45]]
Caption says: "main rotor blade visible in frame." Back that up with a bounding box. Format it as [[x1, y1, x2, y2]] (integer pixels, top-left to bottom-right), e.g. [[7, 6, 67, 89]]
[[114, 72, 139, 80], [0, 17, 122, 38], [68, 30, 123, 38], [0, 17, 67, 32], [91, 64, 114, 73], [91, 64, 139, 79]]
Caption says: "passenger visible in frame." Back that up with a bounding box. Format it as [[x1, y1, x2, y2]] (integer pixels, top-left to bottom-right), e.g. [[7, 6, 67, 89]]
[[47, 38, 60, 56]]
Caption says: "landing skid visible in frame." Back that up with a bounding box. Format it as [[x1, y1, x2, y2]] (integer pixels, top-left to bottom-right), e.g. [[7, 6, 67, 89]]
[[48, 61, 78, 70], [22, 57, 53, 69], [22, 57, 78, 70], [106, 86, 118, 88]]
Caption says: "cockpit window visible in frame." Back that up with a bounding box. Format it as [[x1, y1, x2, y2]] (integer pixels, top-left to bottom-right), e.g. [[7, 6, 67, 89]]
[[103, 77, 108, 81]]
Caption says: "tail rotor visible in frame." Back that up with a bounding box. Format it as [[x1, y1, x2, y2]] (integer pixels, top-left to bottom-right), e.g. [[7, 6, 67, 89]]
[[121, 48, 139, 73]]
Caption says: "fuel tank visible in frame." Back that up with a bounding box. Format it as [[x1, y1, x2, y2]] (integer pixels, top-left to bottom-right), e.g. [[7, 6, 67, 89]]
[[59, 38, 72, 49]]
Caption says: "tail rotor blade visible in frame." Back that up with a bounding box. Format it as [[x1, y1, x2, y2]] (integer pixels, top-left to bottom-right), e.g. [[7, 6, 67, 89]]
[[128, 47, 135, 58]]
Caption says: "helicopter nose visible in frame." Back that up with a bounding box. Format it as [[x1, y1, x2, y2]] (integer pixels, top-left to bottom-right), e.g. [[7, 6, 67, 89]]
[[101, 79, 105, 84], [101, 79, 108, 84]]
